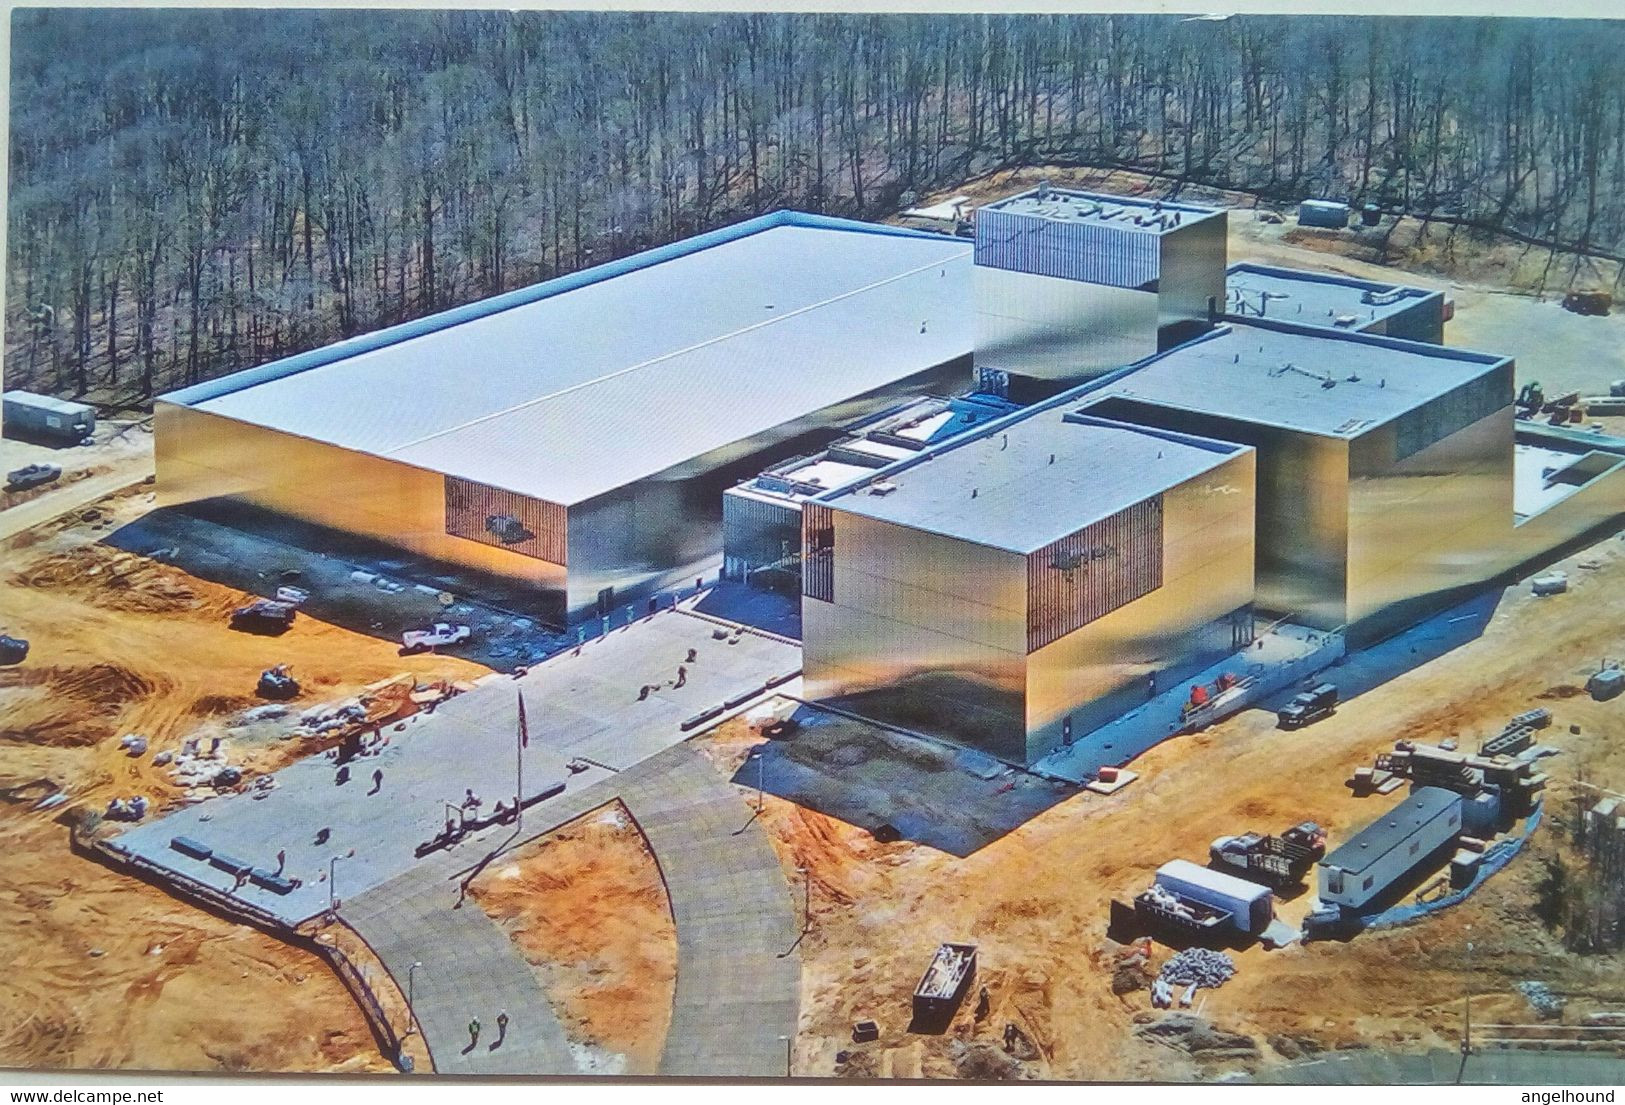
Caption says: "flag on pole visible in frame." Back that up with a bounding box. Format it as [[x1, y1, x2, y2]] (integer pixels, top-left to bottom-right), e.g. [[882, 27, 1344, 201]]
[[518, 690, 530, 749]]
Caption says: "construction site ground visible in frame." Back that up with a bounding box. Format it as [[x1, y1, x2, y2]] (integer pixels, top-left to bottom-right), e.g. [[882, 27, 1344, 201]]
[[4, 184, 1625, 1079], [701, 524, 1625, 1082]]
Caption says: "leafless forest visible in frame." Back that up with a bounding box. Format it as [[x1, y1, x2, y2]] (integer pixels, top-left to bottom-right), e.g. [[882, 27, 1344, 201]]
[[7, 10, 1624, 410]]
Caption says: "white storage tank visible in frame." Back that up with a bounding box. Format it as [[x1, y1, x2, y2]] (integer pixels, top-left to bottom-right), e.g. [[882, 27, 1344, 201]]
[[1154, 858, 1275, 934]]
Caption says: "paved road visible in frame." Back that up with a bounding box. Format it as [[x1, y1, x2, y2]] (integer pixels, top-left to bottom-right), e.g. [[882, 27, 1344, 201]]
[[342, 741, 800, 1077], [1257, 1047, 1625, 1085], [114, 607, 798, 924]]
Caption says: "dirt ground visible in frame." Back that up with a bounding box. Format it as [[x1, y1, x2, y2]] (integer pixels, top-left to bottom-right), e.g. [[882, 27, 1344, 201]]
[[0, 486, 485, 1074], [468, 800, 677, 1075], [702, 528, 1625, 1082]]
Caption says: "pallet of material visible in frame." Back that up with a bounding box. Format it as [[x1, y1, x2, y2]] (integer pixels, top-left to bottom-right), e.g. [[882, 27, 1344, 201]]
[[170, 836, 212, 861], [1086, 767, 1138, 795]]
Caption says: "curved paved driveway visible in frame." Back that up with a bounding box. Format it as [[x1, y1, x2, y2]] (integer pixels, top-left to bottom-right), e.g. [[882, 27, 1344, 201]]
[[344, 741, 800, 1076]]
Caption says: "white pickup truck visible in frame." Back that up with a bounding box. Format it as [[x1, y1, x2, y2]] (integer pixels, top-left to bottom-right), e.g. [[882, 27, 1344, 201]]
[[401, 623, 472, 653]]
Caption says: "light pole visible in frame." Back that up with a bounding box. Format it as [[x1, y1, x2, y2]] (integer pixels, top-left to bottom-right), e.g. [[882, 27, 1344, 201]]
[[407, 961, 423, 1037], [1462, 930, 1475, 1062], [330, 850, 353, 912], [755, 748, 766, 813], [778, 1033, 792, 1078], [797, 866, 810, 935]]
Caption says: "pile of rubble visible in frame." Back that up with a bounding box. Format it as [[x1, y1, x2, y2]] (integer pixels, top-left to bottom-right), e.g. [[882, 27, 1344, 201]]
[[1517, 980, 1566, 1020]]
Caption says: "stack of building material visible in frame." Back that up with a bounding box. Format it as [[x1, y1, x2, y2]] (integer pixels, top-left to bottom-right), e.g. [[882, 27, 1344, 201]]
[[1158, 948, 1236, 989]]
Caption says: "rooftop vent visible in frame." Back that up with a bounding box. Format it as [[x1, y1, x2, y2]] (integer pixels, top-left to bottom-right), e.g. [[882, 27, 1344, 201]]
[[869, 480, 898, 496]]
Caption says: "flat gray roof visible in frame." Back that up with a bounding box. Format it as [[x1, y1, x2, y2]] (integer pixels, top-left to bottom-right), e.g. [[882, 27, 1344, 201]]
[[186, 223, 972, 505], [1226, 263, 1439, 329], [1097, 321, 1508, 438], [980, 187, 1223, 235], [1323, 786, 1460, 876], [829, 411, 1245, 553]]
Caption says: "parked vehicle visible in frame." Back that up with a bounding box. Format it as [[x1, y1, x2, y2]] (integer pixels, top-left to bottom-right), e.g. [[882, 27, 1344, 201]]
[[5, 463, 61, 492], [229, 599, 297, 635], [401, 623, 471, 653], [1278, 683, 1338, 729], [1209, 822, 1327, 889]]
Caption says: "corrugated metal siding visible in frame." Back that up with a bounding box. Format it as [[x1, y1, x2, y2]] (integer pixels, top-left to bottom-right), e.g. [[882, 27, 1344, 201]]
[[445, 476, 567, 565], [975, 208, 1160, 290], [722, 490, 801, 571], [1025, 496, 1164, 652], [802, 501, 835, 602]]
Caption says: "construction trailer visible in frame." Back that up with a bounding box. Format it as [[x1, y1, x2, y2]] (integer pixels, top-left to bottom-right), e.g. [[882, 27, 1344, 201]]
[[1298, 200, 1351, 228], [1317, 786, 1464, 911], [1081, 319, 1515, 645], [912, 942, 978, 1022], [972, 187, 1227, 401], [155, 213, 973, 626], [801, 408, 1257, 767], [3, 390, 95, 444], [1224, 263, 1448, 344]]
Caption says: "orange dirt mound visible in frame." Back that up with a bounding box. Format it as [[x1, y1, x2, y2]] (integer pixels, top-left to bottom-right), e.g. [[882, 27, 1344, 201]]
[[52, 662, 156, 707], [14, 548, 199, 614], [191, 693, 258, 717]]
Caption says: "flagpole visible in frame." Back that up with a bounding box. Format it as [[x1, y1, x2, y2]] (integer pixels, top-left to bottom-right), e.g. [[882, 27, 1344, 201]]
[[516, 690, 526, 833]]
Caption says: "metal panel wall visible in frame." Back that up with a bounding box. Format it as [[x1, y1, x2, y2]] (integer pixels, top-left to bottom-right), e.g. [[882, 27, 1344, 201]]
[[1156, 214, 1228, 347], [800, 511, 1030, 762], [445, 477, 567, 565], [975, 207, 1160, 289], [975, 265, 1160, 393], [722, 489, 801, 580], [154, 400, 568, 599], [1083, 397, 1350, 630], [1023, 448, 1256, 762], [801, 501, 835, 602], [1345, 397, 1515, 644], [1026, 498, 1164, 652]]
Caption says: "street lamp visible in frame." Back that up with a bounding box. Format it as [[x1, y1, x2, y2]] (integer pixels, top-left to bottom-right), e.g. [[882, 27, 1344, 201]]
[[407, 961, 423, 1036], [778, 1034, 792, 1078], [796, 866, 810, 935], [754, 748, 766, 813], [330, 850, 353, 912], [1462, 929, 1475, 1062]]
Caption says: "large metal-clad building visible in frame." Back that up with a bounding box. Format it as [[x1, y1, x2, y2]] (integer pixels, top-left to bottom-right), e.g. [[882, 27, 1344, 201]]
[[801, 408, 1256, 766], [156, 213, 974, 625], [973, 187, 1226, 400], [1225, 263, 1447, 344], [1083, 318, 1515, 644]]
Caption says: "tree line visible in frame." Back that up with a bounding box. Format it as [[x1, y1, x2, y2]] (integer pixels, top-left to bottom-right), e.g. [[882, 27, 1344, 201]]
[[7, 10, 1624, 410]]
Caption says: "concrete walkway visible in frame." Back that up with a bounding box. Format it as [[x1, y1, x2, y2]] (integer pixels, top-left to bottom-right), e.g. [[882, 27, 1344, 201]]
[[342, 865, 575, 1075], [343, 741, 801, 1077]]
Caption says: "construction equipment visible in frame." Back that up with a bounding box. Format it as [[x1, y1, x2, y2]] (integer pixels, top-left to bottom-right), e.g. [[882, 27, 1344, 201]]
[[256, 664, 301, 701], [0, 635, 28, 665], [229, 599, 296, 635], [912, 942, 977, 1023], [1278, 683, 1337, 729], [1209, 822, 1327, 889]]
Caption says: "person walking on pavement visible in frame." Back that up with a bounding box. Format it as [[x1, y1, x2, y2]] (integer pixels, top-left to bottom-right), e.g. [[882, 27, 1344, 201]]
[[468, 1017, 481, 1049], [496, 1010, 509, 1045]]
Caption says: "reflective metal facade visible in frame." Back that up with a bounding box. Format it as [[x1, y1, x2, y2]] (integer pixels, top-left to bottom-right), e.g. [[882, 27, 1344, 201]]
[[801, 446, 1256, 766], [1086, 361, 1518, 646], [975, 266, 1160, 394], [158, 349, 969, 626], [1157, 216, 1228, 348]]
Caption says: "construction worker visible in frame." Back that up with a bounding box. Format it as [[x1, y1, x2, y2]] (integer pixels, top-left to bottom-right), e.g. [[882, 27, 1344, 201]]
[[371, 768, 384, 793], [468, 1017, 481, 1048], [275, 849, 287, 875], [497, 1010, 510, 1043]]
